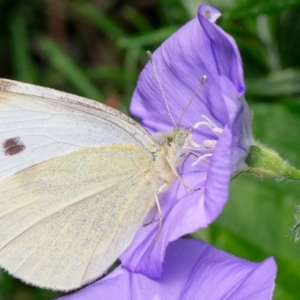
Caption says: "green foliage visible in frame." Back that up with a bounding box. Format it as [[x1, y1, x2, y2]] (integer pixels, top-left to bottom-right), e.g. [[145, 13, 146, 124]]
[[225, 0, 300, 18], [0, 0, 300, 299], [41, 38, 104, 101]]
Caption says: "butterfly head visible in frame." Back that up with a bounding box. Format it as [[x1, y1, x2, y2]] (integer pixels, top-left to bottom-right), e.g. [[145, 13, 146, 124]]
[[151, 127, 192, 168], [172, 126, 197, 166], [173, 127, 189, 148]]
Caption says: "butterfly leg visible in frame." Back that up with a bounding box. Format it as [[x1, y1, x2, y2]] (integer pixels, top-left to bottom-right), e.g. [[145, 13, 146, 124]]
[[143, 179, 169, 226], [151, 181, 172, 245], [152, 191, 163, 245], [166, 156, 200, 192], [143, 206, 158, 227]]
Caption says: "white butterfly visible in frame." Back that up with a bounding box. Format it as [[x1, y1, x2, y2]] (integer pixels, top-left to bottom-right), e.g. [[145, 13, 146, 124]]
[[0, 78, 195, 291]]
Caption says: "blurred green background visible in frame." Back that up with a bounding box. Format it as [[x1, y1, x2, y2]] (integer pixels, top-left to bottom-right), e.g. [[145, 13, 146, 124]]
[[0, 0, 300, 299]]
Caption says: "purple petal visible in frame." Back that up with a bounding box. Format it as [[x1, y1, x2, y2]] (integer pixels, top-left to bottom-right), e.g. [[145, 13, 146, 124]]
[[131, 11, 228, 134], [59, 239, 276, 300], [198, 6, 245, 95], [198, 4, 221, 23], [131, 6, 245, 134], [122, 4, 253, 278], [204, 125, 232, 220]]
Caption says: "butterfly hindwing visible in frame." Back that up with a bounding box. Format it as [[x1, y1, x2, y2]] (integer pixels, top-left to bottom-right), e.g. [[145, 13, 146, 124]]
[[0, 145, 155, 290]]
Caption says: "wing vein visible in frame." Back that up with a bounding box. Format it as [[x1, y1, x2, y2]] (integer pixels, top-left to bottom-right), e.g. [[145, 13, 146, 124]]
[[0, 168, 137, 196], [0, 174, 134, 248], [81, 174, 142, 284]]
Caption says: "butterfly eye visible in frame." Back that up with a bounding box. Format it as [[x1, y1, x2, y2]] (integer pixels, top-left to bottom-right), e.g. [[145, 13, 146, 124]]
[[174, 131, 188, 147]]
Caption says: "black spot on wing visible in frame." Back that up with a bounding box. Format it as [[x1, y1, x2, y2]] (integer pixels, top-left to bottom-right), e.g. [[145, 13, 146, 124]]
[[3, 137, 25, 156]]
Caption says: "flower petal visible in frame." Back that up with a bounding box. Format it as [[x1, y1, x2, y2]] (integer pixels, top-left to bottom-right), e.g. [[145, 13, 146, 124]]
[[59, 239, 277, 300], [204, 125, 232, 221], [131, 9, 228, 133], [131, 5, 245, 134], [123, 4, 252, 279], [198, 4, 221, 23], [198, 6, 245, 95]]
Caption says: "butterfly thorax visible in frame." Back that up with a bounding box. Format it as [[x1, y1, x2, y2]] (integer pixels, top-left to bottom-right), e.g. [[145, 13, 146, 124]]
[[147, 127, 191, 192]]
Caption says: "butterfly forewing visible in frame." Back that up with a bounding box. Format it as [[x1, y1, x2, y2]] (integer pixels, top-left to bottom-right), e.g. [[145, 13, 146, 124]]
[[0, 80, 156, 182]]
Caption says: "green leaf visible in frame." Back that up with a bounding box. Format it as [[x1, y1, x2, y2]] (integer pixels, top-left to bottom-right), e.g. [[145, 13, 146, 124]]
[[158, 0, 190, 24], [40, 39, 103, 102], [120, 6, 153, 34], [246, 69, 300, 97], [123, 48, 141, 109], [10, 15, 36, 82], [225, 0, 300, 19], [87, 67, 130, 82], [73, 2, 126, 40], [118, 26, 178, 49]]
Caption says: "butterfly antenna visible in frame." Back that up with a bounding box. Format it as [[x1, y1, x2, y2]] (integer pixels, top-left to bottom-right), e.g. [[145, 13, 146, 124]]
[[177, 75, 208, 127], [147, 51, 176, 127]]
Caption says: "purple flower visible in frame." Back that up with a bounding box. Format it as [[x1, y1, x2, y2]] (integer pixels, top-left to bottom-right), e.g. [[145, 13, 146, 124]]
[[120, 4, 253, 278], [59, 239, 276, 300]]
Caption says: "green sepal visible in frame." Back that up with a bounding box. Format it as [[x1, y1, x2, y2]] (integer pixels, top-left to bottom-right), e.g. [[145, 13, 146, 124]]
[[245, 144, 300, 181]]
